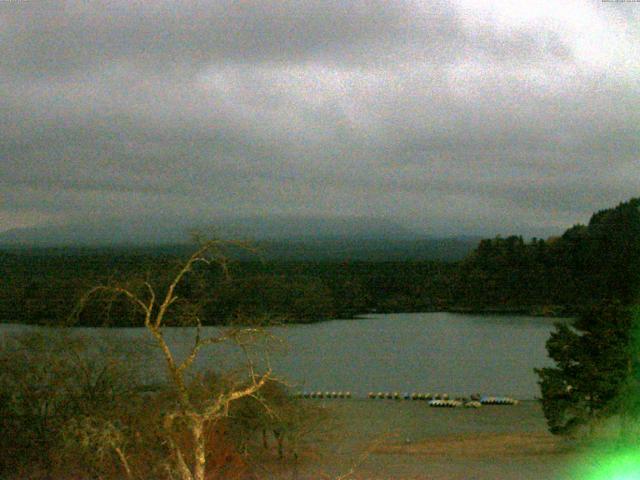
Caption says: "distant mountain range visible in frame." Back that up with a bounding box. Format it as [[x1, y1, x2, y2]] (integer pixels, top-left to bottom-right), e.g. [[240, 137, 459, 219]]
[[0, 215, 419, 245], [0, 215, 483, 261]]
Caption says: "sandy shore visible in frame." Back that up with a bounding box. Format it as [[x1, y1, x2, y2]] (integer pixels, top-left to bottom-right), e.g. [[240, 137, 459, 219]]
[[375, 431, 572, 458], [271, 399, 585, 480]]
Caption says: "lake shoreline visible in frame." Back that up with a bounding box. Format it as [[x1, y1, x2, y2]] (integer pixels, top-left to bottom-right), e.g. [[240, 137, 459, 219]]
[[279, 399, 581, 480], [1, 305, 572, 328]]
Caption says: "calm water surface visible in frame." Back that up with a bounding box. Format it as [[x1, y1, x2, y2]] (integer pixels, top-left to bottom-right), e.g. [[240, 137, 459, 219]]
[[257, 312, 561, 399], [3, 312, 561, 399]]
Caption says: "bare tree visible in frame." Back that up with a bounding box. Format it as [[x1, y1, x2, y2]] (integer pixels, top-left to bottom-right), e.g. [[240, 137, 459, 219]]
[[71, 239, 272, 480]]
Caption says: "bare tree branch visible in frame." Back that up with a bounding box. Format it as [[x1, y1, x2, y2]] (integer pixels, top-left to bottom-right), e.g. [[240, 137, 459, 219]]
[[178, 317, 230, 374], [69, 238, 276, 480]]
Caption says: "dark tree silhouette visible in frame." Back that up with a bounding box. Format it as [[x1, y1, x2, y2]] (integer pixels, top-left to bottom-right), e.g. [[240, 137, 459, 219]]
[[536, 301, 634, 435]]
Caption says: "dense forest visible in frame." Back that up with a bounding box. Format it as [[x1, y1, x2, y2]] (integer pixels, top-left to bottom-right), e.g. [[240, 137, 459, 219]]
[[1, 198, 638, 326], [452, 197, 640, 313]]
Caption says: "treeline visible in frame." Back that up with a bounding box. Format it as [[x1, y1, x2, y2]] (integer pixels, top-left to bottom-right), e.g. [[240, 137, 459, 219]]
[[1, 198, 638, 326], [450, 197, 640, 314], [0, 254, 457, 326], [201, 261, 456, 323]]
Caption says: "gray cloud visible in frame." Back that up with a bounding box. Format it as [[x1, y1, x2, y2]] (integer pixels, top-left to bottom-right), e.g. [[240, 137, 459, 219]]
[[0, 0, 574, 79], [1, 0, 639, 236]]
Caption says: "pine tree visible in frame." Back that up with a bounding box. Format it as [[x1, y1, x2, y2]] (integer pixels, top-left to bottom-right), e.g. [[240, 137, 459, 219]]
[[535, 301, 633, 435]]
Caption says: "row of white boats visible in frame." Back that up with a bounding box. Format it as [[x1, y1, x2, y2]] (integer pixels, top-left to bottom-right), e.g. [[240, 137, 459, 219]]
[[294, 391, 518, 407]]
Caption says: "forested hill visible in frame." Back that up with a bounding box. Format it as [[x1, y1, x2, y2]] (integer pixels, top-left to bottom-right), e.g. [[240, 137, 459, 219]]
[[449, 198, 640, 313], [1, 198, 638, 326], [0, 237, 481, 262]]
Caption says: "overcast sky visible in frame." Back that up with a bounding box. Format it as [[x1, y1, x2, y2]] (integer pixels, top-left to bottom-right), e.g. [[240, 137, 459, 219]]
[[1, 0, 638, 237]]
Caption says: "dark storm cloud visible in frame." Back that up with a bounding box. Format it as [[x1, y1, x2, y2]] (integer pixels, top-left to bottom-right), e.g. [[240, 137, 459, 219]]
[[1, 0, 638, 235]]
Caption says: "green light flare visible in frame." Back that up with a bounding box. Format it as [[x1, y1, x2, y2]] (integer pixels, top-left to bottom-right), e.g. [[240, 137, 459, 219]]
[[573, 446, 640, 480], [577, 306, 640, 480]]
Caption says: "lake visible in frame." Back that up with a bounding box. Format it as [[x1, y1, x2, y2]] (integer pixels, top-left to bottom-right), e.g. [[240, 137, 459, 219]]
[[1, 312, 584, 479], [245, 312, 561, 399], [2, 312, 562, 400]]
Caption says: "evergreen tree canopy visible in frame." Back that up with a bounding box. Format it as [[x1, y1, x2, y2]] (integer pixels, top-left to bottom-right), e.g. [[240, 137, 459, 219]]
[[453, 197, 640, 312], [536, 301, 634, 435]]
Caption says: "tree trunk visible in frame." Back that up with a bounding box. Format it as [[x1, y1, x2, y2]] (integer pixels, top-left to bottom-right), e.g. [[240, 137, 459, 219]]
[[114, 447, 133, 480], [193, 421, 206, 480], [174, 446, 194, 480], [274, 431, 284, 460], [291, 451, 299, 480], [588, 402, 596, 437]]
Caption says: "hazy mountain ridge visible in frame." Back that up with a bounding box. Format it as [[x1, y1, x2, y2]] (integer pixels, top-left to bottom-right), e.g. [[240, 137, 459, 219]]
[[0, 215, 486, 261], [0, 215, 419, 246]]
